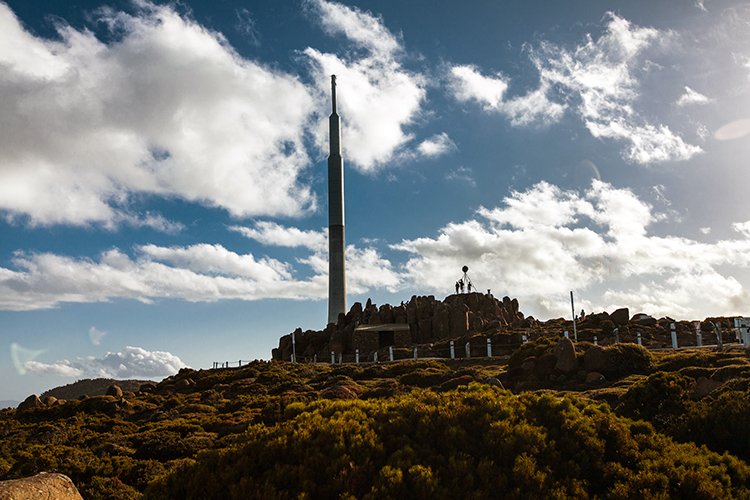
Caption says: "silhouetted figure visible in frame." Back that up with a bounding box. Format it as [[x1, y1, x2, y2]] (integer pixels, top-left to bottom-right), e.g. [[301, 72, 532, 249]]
[[579, 309, 585, 322], [455, 281, 460, 294], [467, 282, 473, 292], [459, 279, 465, 293]]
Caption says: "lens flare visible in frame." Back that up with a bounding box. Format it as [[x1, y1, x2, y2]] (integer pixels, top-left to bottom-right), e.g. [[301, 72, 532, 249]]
[[9, 342, 45, 375]]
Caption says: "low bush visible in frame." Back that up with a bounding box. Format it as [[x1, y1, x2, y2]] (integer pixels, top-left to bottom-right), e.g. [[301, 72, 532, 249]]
[[147, 386, 750, 499]]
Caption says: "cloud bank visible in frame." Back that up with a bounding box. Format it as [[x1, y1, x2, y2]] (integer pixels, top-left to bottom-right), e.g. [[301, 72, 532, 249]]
[[394, 180, 750, 318], [23, 346, 187, 379], [0, 225, 400, 310]]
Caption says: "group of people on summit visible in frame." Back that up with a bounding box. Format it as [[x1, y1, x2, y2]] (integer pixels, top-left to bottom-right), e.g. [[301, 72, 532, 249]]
[[455, 279, 473, 294]]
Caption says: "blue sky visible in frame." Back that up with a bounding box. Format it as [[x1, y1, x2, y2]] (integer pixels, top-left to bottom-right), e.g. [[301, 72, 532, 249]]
[[2, 0, 750, 401]]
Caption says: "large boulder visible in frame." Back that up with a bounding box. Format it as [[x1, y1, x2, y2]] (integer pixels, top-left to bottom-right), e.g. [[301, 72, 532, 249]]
[[106, 384, 123, 398], [610, 308, 630, 326], [632, 313, 657, 327], [0, 473, 83, 499], [17, 394, 44, 412], [553, 337, 578, 373], [583, 345, 608, 373]]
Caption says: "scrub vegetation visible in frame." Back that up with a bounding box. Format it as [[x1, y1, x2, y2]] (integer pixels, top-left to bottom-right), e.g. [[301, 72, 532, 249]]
[[1, 344, 750, 498]]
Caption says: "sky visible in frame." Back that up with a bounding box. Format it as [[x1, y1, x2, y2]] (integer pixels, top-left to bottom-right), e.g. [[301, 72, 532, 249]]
[[2, 0, 750, 401]]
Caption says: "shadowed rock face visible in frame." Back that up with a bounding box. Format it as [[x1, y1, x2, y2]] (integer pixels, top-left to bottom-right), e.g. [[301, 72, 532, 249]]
[[0, 472, 83, 499], [273, 293, 529, 361]]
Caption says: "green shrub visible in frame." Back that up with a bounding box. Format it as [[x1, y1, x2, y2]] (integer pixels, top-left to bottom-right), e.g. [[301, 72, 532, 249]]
[[508, 337, 557, 372], [616, 372, 694, 430], [146, 386, 750, 499]]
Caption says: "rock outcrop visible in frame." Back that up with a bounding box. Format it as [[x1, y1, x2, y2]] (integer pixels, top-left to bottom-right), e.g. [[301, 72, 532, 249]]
[[273, 292, 530, 361], [17, 395, 44, 412], [0, 473, 83, 499]]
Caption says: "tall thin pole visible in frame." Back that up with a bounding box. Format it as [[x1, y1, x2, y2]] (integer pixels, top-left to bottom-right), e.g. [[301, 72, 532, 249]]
[[328, 75, 346, 324], [570, 290, 577, 341]]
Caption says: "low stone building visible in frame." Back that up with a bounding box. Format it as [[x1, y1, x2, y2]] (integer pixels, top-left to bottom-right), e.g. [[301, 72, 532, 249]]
[[352, 323, 412, 354]]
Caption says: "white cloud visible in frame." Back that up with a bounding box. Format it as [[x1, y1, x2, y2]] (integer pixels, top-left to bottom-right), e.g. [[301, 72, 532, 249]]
[[449, 65, 508, 109], [450, 13, 701, 164], [449, 64, 565, 126], [445, 166, 476, 187], [676, 86, 712, 106], [586, 120, 701, 164], [393, 180, 750, 319], [416, 133, 456, 158], [0, 228, 401, 310], [88, 326, 107, 346], [236, 221, 402, 293], [309, 0, 399, 57], [234, 8, 261, 46], [304, 0, 426, 171], [0, 2, 315, 226], [24, 360, 83, 377], [229, 221, 327, 251], [23, 346, 187, 379], [700, 227, 711, 235], [733, 221, 750, 237]]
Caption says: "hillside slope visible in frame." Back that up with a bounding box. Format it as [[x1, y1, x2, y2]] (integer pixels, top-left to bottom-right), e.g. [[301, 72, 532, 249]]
[[2, 341, 750, 498]]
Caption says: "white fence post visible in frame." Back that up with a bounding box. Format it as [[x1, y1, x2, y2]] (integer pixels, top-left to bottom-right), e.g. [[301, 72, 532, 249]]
[[636, 332, 642, 345], [614, 328, 619, 344], [713, 322, 723, 349], [694, 321, 702, 347], [465, 342, 471, 359], [355, 349, 360, 364], [570, 290, 578, 341], [291, 330, 296, 363], [486, 338, 492, 357], [389, 346, 394, 362], [734, 318, 741, 342], [331, 351, 335, 364], [670, 323, 678, 349], [373, 351, 378, 363], [413, 347, 418, 359], [450, 340, 455, 359], [338, 352, 343, 364]]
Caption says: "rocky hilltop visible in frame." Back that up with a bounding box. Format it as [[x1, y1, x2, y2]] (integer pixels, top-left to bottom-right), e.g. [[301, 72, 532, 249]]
[[272, 292, 530, 362], [273, 292, 740, 362]]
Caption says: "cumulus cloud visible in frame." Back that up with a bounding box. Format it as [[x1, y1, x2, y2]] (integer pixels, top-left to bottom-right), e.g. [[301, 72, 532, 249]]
[[0, 228, 400, 310], [416, 133, 457, 158], [23, 346, 187, 379], [449, 64, 565, 126], [676, 86, 712, 106], [450, 14, 701, 164], [24, 360, 83, 377], [229, 221, 327, 251], [393, 180, 750, 319], [237, 221, 402, 292], [0, 1, 315, 226], [303, 0, 426, 171]]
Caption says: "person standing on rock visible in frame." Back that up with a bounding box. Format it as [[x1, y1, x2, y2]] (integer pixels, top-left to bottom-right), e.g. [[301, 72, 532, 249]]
[[459, 279, 465, 293], [455, 281, 460, 294]]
